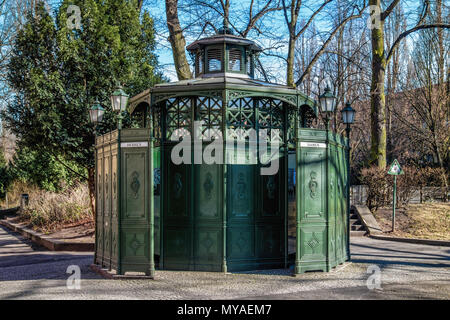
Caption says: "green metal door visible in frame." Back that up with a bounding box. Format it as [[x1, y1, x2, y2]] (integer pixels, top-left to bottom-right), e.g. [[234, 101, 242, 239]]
[[193, 162, 223, 271], [227, 160, 286, 271], [162, 144, 192, 270]]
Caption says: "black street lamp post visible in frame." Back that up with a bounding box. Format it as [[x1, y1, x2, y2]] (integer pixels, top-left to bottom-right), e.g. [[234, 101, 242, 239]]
[[341, 102, 355, 259], [89, 98, 104, 264]]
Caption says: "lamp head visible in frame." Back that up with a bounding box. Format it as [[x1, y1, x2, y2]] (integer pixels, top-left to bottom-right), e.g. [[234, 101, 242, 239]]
[[319, 85, 336, 114], [341, 102, 356, 125], [89, 99, 105, 124], [111, 84, 129, 113]]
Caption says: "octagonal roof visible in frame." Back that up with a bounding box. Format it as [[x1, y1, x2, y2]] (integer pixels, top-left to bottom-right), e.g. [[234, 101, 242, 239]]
[[186, 33, 263, 52]]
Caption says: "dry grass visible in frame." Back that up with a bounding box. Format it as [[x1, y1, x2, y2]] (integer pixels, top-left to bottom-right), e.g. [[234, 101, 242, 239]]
[[1, 181, 93, 234], [375, 202, 450, 240]]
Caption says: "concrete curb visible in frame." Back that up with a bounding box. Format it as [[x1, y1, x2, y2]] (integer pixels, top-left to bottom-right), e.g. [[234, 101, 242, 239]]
[[0, 219, 94, 252], [90, 264, 154, 280], [369, 234, 450, 247]]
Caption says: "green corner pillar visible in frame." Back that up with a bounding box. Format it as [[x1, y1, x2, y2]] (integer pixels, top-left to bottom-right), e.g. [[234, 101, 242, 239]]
[[117, 129, 122, 275], [294, 109, 301, 275], [148, 109, 155, 278], [222, 90, 228, 273]]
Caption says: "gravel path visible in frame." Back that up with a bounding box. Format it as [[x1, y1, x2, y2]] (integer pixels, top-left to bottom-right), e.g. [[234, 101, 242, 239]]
[[0, 225, 449, 300]]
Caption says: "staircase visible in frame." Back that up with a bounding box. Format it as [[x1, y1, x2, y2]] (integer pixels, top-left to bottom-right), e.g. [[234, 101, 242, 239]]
[[350, 207, 367, 237]]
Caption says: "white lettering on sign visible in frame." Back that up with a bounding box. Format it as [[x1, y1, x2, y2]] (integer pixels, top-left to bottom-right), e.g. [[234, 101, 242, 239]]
[[300, 142, 327, 148], [120, 142, 148, 148]]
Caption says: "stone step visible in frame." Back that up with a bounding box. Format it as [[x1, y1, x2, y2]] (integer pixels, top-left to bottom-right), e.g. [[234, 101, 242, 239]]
[[350, 219, 361, 225], [350, 230, 367, 237], [351, 224, 365, 231]]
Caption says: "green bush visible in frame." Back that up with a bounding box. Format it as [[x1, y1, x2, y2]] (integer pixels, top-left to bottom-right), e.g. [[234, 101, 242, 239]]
[[8, 146, 86, 192]]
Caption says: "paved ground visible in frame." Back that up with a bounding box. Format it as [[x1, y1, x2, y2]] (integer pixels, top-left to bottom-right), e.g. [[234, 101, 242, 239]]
[[0, 225, 449, 300]]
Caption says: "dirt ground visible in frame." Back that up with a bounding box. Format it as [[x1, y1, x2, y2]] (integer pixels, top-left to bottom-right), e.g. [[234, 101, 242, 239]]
[[374, 202, 450, 240]]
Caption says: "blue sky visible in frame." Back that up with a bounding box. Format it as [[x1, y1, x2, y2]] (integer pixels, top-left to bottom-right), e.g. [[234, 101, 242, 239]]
[[141, 0, 325, 82], [141, 0, 425, 83]]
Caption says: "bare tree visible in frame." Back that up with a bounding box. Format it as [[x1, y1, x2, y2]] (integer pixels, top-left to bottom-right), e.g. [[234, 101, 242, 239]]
[[391, 27, 449, 192], [281, 0, 332, 87], [369, 0, 450, 168]]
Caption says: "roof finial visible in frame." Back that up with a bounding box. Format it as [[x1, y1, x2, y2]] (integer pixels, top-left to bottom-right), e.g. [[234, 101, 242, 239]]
[[219, 17, 233, 35]]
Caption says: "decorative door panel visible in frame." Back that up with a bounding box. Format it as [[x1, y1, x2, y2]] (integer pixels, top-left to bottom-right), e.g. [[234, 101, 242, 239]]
[[123, 151, 146, 219], [299, 225, 327, 261], [227, 226, 256, 260], [300, 150, 326, 220], [122, 230, 149, 260], [166, 153, 189, 219], [256, 225, 283, 259], [103, 152, 111, 218], [260, 173, 281, 217], [111, 223, 119, 268], [228, 165, 254, 220], [195, 164, 221, 220], [103, 222, 111, 264], [194, 228, 222, 264], [228, 227, 254, 259], [164, 227, 191, 261], [97, 223, 104, 264]]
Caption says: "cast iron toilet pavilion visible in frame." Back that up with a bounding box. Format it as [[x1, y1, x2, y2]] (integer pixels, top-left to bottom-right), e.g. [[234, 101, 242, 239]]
[[94, 28, 350, 276]]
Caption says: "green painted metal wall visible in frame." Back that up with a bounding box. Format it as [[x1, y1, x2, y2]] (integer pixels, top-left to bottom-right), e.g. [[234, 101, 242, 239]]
[[95, 99, 350, 275], [95, 129, 155, 275], [294, 129, 349, 273]]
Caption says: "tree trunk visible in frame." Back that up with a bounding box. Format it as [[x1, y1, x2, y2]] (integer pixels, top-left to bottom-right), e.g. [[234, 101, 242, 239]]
[[165, 0, 192, 80], [286, 36, 295, 87], [369, 0, 387, 168], [88, 167, 96, 221], [436, 0, 445, 85]]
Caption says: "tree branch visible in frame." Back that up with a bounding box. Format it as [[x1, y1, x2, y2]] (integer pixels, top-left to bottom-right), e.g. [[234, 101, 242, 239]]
[[295, 0, 332, 40], [295, 5, 367, 86], [386, 24, 450, 65], [381, 0, 401, 21]]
